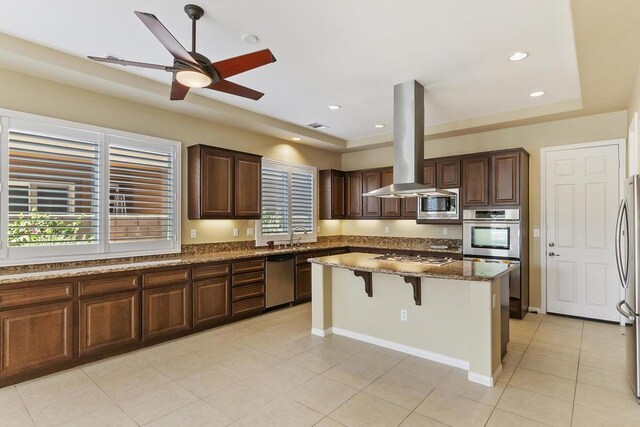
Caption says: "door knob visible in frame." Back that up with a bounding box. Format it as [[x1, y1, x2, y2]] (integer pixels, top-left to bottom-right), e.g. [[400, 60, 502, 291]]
[[548, 252, 559, 257], [548, 242, 555, 247]]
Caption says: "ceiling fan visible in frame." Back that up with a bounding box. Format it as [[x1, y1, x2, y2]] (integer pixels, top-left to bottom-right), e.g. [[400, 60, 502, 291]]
[[88, 4, 276, 101]]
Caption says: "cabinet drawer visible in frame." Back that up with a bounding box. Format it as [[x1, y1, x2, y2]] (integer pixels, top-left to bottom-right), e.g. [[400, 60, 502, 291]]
[[232, 259, 265, 275], [192, 263, 230, 280], [0, 282, 73, 310], [232, 271, 265, 287], [295, 253, 314, 265], [78, 275, 138, 297], [232, 283, 264, 302], [143, 268, 189, 288], [232, 296, 264, 317]]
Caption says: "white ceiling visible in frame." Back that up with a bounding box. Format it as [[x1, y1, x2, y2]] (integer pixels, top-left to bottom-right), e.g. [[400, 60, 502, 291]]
[[0, 0, 580, 144]]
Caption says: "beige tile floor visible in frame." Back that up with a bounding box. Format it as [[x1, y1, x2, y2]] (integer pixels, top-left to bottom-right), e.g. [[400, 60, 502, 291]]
[[2, 303, 640, 426]]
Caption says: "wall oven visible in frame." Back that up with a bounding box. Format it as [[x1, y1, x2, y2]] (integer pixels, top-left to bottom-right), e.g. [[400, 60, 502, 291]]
[[417, 188, 459, 220], [463, 209, 520, 259]]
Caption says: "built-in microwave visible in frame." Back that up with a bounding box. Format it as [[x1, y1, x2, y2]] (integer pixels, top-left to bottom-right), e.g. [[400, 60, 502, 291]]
[[417, 189, 460, 220]]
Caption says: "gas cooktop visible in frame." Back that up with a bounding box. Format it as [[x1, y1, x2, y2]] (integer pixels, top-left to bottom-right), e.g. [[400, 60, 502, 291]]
[[372, 253, 455, 266]]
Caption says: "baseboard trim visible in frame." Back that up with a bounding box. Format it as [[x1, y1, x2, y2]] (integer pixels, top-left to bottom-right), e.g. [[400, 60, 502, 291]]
[[528, 306, 544, 314], [310, 327, 333, 337], [330, 327, 469, 370], [468, 364, 503, 387]]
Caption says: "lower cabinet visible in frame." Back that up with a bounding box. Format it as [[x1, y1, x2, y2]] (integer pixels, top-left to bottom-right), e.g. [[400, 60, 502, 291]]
[[143, 283, 191, 341], [0, 301, 73, 377], [193, 277, 230, 327], [295, 263, 312, 302], [79, 291, 139, 356]]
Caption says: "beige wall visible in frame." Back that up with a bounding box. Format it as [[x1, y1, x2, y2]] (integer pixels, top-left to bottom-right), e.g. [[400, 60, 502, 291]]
[[342, 111, 628, 309], [0, 68, 342, 243]]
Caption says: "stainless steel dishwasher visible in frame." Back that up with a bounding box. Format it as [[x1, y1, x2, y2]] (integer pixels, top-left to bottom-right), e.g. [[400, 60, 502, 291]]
[[265, 254, 295, 308]]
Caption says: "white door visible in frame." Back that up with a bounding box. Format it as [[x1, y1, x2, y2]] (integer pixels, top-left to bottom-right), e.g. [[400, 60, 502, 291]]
[[545, 143, 621, 321]]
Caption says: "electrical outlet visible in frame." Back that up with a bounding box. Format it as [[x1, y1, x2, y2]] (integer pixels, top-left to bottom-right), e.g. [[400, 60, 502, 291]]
[[400, 309, 408, 321], [533, 229, 540, 238], [246, 228, 254, 236], [317, 225, 321, 233], [384, 226, 390, 234], [442, 227, 448, 236], [190, 229, 197, 239], [233, 228, 239, 237]]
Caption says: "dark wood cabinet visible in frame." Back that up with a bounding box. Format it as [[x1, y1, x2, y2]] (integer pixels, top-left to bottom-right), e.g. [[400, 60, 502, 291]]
[[295, 263, 312, 302], [437, 160, 461, 188], [462, 157, 490, 206], [363, 171, 382, 217], [188, 144, 262, 219], [79, 292, 139, 356], [319, 169, 345, 219], [193, 277, 230, 327], [402, 163, 435, 218], [381, 168, 401, 217], [491, 152, 520, 205], [345, 172, 363, 218], [231, 259, 265, 318], [423, 162, 437, 187], [142, 283, 190, 341], [0, 301, 73, 376]]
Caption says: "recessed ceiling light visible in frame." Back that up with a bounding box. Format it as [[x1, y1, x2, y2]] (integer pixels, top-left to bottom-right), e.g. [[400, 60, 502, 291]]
[[291, 137, 302, 141], [374, 124, 385, 128], [328, 105, 341, 110], [509, 52, 529, 61], [530, 91, 545, 97], [242, 34, 260, 44]]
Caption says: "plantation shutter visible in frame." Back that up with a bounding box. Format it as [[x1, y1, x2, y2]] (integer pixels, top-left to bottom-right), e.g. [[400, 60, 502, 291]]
[[261, 167, 289, 235], [108, 139, 175, 244], [291, 171, 313, 231], [7, 122, 100, 247]]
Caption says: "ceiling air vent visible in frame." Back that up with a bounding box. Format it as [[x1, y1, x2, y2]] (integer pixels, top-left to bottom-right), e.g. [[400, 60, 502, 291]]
[[307, 122, 329, 129]]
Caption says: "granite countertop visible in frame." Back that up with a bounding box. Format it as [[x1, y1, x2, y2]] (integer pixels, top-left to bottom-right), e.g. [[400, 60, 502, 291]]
[[308, 252, 516, 282], [0, 242, 462, 285]]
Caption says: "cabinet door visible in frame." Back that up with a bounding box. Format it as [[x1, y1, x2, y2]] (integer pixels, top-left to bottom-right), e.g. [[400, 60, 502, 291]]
[[381, 168, 401, 217], [295, 263, 312, 302], [462, 157, 489, 206], [193, 277, 230, 327], [0, 301, 73, 377], [363, 171, 382, 217], [332, 173, 345, 218], [423, 162, 437, 187], [437, 160, 461, 188], [345, 172, 363, 218], [79, 292, 139, 356], [201, 147, 234, 217], [234, 154, 261, 218], [491, 152, 520, 205], [143, 283, 190, 341]]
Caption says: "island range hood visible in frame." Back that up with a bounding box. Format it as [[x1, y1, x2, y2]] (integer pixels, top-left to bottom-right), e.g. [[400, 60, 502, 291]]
[[363, 80, 453, 198]]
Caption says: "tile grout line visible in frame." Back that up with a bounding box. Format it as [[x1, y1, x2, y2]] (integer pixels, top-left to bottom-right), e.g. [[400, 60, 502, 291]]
[[570, 321, 585, 426], [13, 386, 37, 427], [80, 366, 142, 426]]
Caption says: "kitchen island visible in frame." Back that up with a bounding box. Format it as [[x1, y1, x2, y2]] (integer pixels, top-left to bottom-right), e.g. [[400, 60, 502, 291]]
[[308, 252, 516, 386]]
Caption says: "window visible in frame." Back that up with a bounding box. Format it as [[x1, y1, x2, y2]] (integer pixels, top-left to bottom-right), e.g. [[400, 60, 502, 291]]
[[256, 159, 316, 246], [0, 112, 181, 265]]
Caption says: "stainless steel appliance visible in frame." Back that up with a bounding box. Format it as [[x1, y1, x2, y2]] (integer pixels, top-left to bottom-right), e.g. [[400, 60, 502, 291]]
[[417, 189, 460, 221], [615, 175, 640, 401], [265, 254, 294, 308], [463, 209, 521, 259], [373, 253, 455, 266]]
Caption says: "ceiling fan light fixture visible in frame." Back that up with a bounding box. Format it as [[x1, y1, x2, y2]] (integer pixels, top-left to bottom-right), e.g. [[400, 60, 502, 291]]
[[176, 70, 212, 88]]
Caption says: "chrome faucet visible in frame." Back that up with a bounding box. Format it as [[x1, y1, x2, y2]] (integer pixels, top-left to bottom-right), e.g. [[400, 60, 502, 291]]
[[290, 226, 309, 246]]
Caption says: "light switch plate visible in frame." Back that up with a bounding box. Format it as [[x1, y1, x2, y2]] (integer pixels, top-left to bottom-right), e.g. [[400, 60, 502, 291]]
[[400, 309, 408, 321], [233, 228, 239, 237], [533, 229, 540, 238], [384, 226, 390, 234], [442, 227, 448, 236], [190, 229, 197, 239]]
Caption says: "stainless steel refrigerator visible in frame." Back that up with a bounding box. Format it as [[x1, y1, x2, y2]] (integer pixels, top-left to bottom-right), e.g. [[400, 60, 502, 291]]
[[616, 174, 640, 401]]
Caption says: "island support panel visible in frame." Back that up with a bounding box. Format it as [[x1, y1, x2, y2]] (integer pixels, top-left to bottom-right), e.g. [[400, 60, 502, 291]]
[[311, 264, 504, 386]]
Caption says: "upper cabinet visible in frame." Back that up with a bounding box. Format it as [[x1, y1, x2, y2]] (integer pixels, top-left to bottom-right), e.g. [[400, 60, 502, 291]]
[[345, 172, 363, 218], [462, 157, 490, 206], [381, 168, 401, 217], [319, 169, 345, 219], [188, 145, 262, 219], [490, 152, 520, 205], [437, 160, 461, 188], [363, 170, 382, 217]]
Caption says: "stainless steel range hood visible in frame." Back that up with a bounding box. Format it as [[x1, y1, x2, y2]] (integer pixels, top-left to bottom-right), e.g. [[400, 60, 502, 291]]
[[363, 80, 453, 198]]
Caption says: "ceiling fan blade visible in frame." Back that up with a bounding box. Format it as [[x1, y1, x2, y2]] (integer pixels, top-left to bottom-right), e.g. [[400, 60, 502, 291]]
[[170, 74, 190, 100], [212, 49, 276, 80], [207, 80, 264, 100], [88, 56, 174, 71], [134, 11, 200, 69]]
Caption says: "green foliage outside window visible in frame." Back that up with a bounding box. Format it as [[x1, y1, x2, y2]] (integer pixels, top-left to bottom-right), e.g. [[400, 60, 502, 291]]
[[8, 211, 95, 246]]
